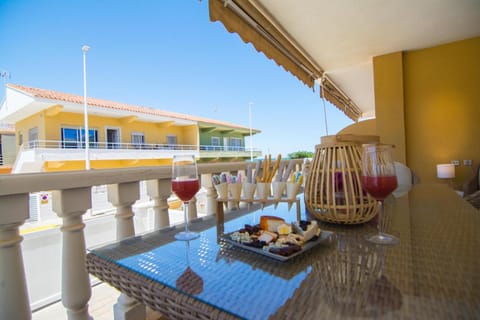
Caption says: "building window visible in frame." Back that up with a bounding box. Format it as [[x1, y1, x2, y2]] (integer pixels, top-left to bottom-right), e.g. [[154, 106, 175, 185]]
[[166, 135, 177, 149], [131, 132, 145, 149], [18, 132, 23, 146], [230, 137, 242, 151], [61, 127, 98, 149], [28, 127, 39, 148], [106, 128, 120, 149], [211, 137, 220, 151]]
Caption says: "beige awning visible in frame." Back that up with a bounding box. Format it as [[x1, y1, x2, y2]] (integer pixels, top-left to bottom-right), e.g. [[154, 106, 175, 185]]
[[320, 77, 362, 121], [209, 0, 362, 121]]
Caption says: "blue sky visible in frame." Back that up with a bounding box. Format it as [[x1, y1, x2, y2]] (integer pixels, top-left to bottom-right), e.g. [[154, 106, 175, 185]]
[[0, 0, 353, 156]]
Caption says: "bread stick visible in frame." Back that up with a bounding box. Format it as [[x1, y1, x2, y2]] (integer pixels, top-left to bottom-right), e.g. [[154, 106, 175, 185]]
[[268, 154, 282, 182]]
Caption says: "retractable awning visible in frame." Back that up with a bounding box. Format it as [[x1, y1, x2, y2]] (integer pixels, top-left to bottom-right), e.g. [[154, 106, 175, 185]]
[[209, 0, 362, 121]]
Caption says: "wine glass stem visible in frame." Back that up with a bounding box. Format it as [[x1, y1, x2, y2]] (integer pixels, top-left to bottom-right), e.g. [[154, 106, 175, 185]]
[[377, 200, 384, 236], [184, 201, 190, 234]]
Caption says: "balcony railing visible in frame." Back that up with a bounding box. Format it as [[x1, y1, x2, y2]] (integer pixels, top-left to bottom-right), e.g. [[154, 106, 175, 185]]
[[23, 140, 261, 154], [0, 153, 15, 166], [0, 159, 305, 319]]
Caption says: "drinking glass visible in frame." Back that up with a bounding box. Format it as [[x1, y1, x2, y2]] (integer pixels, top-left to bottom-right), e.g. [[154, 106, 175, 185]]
[[361, 144, 399, 245], [171, 154, 200, 241], [176, 241, 204, 295]]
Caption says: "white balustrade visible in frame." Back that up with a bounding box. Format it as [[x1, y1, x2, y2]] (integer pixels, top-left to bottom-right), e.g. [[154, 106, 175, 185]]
[[146, 179, 172, 229], [201, 173, 217, 216], [107, 182, 146, 320], [0, 160, 305, 319], [52, 187, 92, 320], [0, 193, 31, 320], [107, 182, 140, 240], [188, 196, 198, 219]]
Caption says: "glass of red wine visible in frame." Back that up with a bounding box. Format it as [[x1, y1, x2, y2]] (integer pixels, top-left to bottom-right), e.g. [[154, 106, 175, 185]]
[[361, 144, 399, 245], [171, 154, 200, 241]]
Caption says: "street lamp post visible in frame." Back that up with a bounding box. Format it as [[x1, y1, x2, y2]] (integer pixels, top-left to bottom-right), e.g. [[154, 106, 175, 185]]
[[82, 45, 90, 170], [249, 102, 253, 161]]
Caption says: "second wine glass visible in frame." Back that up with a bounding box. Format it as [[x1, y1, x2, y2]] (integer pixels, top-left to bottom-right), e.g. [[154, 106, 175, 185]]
[[361, 144, 399, 245], [171, 154, 200, 241]]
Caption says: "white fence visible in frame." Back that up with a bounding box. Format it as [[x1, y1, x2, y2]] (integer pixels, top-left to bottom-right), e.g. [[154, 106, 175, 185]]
[[0, 160, 305, 320]]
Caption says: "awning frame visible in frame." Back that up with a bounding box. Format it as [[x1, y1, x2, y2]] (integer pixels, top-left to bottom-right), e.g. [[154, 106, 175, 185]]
[[209, 0, 362, 121]]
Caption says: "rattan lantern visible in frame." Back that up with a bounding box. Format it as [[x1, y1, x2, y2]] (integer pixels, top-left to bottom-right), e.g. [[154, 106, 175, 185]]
[[305, 135, 379, 224]]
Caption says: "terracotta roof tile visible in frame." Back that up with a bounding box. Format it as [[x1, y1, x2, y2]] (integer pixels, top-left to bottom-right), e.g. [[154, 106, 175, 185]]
[[8, 84, 259, 132]]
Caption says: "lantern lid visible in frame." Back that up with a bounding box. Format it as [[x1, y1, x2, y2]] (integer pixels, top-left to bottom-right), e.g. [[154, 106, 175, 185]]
[[320, 134, 380, 146]]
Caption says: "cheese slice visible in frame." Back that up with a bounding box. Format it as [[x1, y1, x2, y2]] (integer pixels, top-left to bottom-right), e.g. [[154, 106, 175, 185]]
[[260, 215, 285, 232], [292, 220, 320, 242]]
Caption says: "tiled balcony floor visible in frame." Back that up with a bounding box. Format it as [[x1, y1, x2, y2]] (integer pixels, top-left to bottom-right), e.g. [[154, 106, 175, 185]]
[[32, 282, 166, 320]]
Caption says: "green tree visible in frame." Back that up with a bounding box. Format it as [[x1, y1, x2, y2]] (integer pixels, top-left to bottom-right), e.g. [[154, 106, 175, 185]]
[[288, 151, 314, 159]]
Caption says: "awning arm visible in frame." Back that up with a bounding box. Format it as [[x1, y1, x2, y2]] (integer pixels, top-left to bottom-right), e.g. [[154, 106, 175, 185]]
[[210, 0, 321, 88], [209, 0, 362, 121], [320, 76, 362, 121]]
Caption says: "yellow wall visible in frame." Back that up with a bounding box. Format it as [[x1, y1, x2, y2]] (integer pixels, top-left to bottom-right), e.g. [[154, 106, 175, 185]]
[[338, 119, 376, 136], [183, 125, 198, 146], [373, 52, 406, 163], [16, 112, 46, 150], [41, 112, 197, 146], [374, 36, 480, 187], [44, 159, 172, 172]]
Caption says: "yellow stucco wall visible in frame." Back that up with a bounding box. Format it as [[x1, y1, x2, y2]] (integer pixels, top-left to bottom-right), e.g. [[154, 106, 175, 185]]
[[373, 52, 406, 163], [338, 119, 377, 136], [44, 159, 172, 171], [183, 125, 198, 146], [16, 112, 46, 150], [42, 112, 197, 146], [374, 36, 480, 187]]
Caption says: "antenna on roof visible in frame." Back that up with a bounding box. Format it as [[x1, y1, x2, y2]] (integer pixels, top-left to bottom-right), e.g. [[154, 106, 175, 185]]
[[0, 70, 11, 104], [0, 70, 10, 80]]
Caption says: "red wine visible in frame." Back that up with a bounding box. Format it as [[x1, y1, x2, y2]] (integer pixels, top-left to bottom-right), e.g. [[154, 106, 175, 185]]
[[172, 179, 200, 201], [361, 176, 398, 200]]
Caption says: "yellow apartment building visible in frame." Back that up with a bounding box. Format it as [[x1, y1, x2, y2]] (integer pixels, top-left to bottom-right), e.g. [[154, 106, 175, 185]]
[[0, 84, 261, 173]]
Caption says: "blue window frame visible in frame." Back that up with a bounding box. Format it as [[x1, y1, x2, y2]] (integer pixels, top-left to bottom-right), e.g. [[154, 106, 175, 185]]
[[61, 128, 98, 148]]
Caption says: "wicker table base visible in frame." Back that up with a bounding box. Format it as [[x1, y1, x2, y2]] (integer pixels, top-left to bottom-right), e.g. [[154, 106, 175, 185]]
[[86, 253, 239, 320]]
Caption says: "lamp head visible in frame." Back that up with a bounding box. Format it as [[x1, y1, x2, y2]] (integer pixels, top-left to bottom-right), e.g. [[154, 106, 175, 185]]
[[82, 45, 90, 52], [436, 163, 455, 179]]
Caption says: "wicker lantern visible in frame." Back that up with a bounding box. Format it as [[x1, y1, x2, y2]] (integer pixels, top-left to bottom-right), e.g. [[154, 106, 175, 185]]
[[305, 134, 379, 224]]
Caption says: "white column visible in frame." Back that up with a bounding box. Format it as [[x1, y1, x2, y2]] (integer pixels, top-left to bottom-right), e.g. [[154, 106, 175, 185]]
[[201, 173, 217, 216], [188, 196, 197, 220], [52, 188, 92, 320], [107, 182, 146, 320], [0, 194, 31, 320], [237, 170, 248, 210], [108, 182, 139, 240], [146, 179, 171, 229]]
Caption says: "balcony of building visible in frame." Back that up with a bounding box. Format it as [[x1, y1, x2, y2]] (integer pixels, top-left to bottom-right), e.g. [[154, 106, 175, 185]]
[[0, 159, 306, 319], [9, 140, 262, 173]]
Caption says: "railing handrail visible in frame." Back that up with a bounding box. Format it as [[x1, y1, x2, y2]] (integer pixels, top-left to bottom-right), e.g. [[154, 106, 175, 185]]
[[23, 140, 261, 152], [0, 162, 254, 196], [0, 159, 306, 196]]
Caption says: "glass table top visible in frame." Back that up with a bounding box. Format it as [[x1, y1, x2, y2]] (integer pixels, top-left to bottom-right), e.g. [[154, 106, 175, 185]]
[[88, 184, 480, 319]]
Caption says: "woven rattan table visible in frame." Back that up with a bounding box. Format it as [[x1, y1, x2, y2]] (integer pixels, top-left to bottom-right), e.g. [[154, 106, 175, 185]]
[[86, 184, 480, 319]]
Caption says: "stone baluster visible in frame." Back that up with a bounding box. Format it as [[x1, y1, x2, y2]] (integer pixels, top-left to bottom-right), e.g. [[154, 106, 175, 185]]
[[201, 173, 217, 216], [237, 169, 247, 210], [107, 182, 145, 320], [146, 179, 171, 230], [52, 188, 92, 320], [0, 194, 31, 320], [188, 196, 197, 220]]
